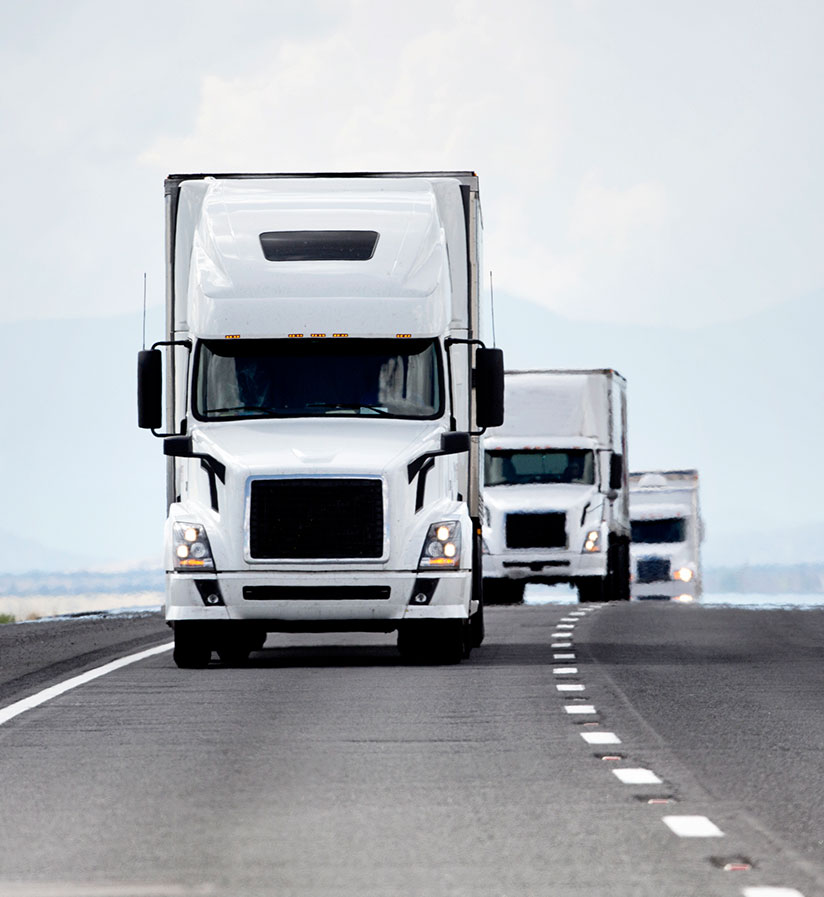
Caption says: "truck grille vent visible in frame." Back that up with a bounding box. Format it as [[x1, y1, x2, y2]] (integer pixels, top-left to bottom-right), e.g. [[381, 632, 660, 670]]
[[249, 478, 383, 559], [505, 512, 566, 549], [636, 557, 671, 583], [243, 586, 390, 601]]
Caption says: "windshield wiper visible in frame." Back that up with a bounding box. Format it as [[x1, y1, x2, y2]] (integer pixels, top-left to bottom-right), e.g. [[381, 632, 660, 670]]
[[305, 402, 391, 416]]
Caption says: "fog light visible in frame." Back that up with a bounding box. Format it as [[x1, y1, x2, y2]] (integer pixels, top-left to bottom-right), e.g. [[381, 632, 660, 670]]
[[205, 593, 221, 606]]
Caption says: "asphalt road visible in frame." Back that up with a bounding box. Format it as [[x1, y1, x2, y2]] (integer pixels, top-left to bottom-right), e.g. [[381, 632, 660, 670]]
[[0, 602, 822, 897]]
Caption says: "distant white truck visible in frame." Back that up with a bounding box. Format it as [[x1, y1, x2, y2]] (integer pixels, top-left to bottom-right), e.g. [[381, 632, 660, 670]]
[[482, 370, 630, 603], [629, 470, 703, 601], [138, 172, 504, 666]]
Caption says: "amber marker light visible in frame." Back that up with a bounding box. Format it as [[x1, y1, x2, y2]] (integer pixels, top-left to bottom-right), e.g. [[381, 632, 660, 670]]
[[224, 334, 240, 339]]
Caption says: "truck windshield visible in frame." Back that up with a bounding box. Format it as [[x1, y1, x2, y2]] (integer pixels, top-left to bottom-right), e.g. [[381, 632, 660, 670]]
[[484, 450, 595, 486], [631, 518, 686, 543], [194, 338, 442, 420]]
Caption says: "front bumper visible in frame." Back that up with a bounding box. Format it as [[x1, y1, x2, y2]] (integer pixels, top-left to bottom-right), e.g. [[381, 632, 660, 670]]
[[631, 579, 699, 601], [166, 570, 472, 627], [483, 549, 607, 582]]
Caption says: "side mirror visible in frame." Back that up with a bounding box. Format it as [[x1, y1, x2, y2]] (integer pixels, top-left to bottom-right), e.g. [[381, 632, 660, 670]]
[[609, 453, 623, 490], [441, 432, 470, 454], [163, 435, 193, 457], [137, 349, 162, 430], [475, 347, 504, 429]]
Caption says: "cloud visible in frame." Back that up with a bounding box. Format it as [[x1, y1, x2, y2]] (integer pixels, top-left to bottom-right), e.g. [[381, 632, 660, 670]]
[[2, 0, 821, 328]]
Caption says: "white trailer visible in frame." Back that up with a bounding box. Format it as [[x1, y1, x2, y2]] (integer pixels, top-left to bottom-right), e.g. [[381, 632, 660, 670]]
[[138, 172, 503, 666], [629, 469, 703, 601], [482, 370, 630, 603]]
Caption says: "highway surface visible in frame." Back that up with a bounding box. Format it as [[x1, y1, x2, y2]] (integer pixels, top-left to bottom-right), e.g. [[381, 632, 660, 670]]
[[0, 601, 822, 897]]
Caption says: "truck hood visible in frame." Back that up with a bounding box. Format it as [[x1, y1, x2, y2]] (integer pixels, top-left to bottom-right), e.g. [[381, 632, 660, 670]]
[[484, 483, 601, 514], [191, 418, 441, 475]]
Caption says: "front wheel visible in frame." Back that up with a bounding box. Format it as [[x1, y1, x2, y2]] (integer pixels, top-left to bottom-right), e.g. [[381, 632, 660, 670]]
[[398, 620, 467, 664], [603, 538, 631, 602], [469, 598, 485, 649], [173, 623, 212, 669], [577, 578, 604, 603]]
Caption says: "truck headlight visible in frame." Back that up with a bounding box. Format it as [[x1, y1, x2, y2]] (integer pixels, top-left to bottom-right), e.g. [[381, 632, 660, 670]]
[[418, 521, 461, 569], [673, 567, 693, 582], [582, 530, 601, 553], [172, 522, 215, 570]]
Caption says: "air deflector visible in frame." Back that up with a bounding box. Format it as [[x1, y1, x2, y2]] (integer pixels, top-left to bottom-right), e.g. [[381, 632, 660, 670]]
[[259, 231, 379, 261]]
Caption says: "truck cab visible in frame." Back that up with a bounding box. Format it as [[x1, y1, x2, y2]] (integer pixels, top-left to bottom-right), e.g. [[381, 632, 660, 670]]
[[629, 470, 703, 601], [482, 370, 630, 603], [138, 173, 503, 666]]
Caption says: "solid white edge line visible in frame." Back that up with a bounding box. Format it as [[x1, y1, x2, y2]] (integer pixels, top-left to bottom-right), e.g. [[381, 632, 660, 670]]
[[0, 642, 174, 727], [662, 815, 724, 837]]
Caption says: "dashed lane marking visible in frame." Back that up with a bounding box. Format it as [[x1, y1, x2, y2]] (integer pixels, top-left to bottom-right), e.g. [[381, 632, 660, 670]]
[[662, 815, 724, 837], [564, 704, 597, 714], [553, 667, 578, 674], [612, 768, 662, 784], [742, 889, 807, 897], [0, 643, 174, 728], [581, 731, 621, 744], [556, 683, 586, 692], [556, 623, 575, 629], [553, 653, 576, 660]]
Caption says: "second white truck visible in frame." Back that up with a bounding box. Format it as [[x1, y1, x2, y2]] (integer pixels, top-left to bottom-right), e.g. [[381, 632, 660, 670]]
[[482, 370, 630, 603], [629, 469, 703, 601]]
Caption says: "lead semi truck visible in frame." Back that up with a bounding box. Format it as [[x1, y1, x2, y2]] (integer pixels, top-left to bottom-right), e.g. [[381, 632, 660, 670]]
[[138, 172, 504, 667], [629, 469, 703, 601], [482, 370, 630, 603]]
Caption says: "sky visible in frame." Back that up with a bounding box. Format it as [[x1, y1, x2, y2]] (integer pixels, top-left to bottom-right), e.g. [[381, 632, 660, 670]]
[[0, 0, 822, 570]]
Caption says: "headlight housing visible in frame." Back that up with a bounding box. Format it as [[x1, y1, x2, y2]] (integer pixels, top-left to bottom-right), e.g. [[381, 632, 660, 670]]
[[582, 529, 601, 553], [172, 522, 215, 570], [418, 521, 461, 569]]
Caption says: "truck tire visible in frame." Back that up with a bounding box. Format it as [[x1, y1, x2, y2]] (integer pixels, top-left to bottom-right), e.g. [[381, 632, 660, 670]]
[[173, 623, 212, 669], [603, 539, 631, 602], [483, 578, 524, 605], [469, 598, 485, 648], [577, 578, 604, 603], [397, 621, 466, 664]]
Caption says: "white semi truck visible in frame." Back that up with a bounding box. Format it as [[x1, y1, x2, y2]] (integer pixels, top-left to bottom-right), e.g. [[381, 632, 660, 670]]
[[138, 172, 503, 667], [482, 370, 630, 603], [629, 469, 703, 601]]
